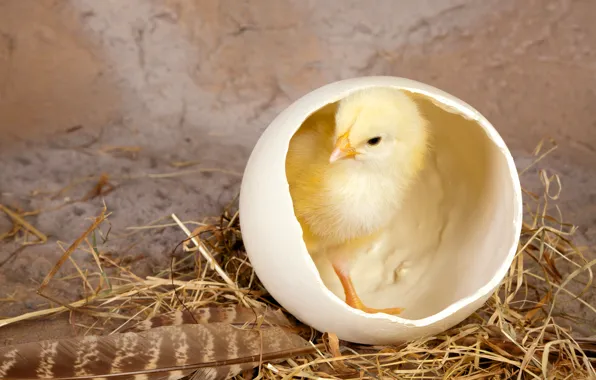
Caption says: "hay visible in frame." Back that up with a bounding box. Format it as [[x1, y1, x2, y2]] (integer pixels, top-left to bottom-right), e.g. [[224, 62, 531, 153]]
[[0, 140, 595, 379]]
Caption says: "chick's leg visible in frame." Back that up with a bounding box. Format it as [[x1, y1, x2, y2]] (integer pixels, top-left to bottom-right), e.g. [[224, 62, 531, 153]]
[[330, 255, 404, 315]]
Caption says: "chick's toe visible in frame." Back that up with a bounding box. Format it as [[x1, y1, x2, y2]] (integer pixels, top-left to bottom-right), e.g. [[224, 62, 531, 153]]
[[332, 261, 404, 315]]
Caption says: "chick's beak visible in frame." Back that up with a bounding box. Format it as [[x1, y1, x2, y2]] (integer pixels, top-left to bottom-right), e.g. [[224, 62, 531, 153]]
[[329, 134, 357, 163]]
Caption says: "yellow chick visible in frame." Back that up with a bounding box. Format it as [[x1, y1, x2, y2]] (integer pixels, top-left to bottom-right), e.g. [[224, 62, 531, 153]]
[[285, 86, 429, 315]]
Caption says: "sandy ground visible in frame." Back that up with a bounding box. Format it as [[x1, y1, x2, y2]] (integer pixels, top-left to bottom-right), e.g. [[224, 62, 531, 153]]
[[0, 0, 595, 346]]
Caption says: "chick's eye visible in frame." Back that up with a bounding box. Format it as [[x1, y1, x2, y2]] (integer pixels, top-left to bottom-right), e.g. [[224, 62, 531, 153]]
[[367, 136, 382, 146]]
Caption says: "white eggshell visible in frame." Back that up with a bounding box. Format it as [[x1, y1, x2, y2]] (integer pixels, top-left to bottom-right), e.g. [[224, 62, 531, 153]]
[[239, 76, 522, 345]]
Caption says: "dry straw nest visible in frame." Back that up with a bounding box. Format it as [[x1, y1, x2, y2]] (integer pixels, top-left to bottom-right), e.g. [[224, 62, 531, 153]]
[[0, 140, 595, 379]]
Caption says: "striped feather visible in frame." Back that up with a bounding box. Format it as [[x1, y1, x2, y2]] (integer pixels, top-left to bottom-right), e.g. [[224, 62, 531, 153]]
[[126, 305, 294, 333], [0, 308, 311, 380]]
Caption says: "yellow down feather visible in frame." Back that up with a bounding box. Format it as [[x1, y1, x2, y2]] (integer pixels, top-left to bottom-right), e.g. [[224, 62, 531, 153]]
[[285, 87, 429, 263]]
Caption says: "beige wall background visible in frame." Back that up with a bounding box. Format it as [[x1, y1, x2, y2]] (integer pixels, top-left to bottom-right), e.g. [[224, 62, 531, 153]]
[[0, 0, 595, 340]]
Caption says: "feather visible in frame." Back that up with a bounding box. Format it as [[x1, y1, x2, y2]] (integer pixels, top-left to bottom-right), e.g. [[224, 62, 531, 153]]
[[126, 305, 294, 333], [0, 307, 312, 380]]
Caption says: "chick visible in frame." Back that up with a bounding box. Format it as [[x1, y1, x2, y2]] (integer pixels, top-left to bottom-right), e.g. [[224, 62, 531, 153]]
[[285, 87, 429, 315]]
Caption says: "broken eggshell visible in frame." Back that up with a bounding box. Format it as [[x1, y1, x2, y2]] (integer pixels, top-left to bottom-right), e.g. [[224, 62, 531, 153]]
[[239, 76, 523, 345]]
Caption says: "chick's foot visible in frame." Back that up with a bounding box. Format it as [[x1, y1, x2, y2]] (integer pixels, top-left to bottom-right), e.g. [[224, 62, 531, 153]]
[[332, 264, 404, 316]]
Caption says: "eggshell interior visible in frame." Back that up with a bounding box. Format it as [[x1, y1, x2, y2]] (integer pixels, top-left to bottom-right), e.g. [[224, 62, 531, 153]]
[[239, 76, 522, 344]]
